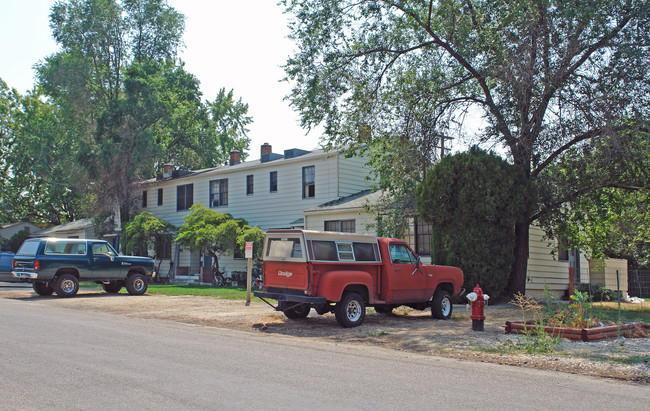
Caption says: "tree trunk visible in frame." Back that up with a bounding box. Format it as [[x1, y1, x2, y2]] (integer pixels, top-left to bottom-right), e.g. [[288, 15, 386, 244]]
[[509, 221, 530, 296]]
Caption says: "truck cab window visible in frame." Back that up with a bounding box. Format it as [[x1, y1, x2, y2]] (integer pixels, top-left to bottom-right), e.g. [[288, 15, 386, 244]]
[[389, 244, 416, 264]]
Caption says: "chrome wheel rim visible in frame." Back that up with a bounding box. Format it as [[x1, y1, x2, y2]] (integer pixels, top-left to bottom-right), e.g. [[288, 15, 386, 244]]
[[133, 277, 145, 292], [441, 297, 451, 316], [61, 279, 75, 293], [346, 300, 362, 322]]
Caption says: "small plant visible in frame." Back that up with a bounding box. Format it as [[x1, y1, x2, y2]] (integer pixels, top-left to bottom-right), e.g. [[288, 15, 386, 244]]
[[510, 293, 560, 353]]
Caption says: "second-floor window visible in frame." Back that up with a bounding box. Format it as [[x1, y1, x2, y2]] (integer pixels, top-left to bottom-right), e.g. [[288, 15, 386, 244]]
[[246, 175, 254, 195], [270, 171, 277, 193], [302, 166, 315, 198], [157, 188, 163, 206], [210, 179, 228, 207], [177, 184, 193, 211], [142, 190, 147, 208]]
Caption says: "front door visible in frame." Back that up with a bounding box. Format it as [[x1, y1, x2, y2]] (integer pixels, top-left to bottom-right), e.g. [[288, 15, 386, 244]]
[[90, 242, 122, 279], [389, 243, 426, 302]]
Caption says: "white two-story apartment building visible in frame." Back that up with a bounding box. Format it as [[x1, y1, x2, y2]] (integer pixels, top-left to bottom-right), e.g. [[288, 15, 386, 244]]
[[140, 143, 371, 278]]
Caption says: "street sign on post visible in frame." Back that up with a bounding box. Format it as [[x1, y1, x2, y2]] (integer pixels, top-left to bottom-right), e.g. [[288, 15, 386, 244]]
[[245, 241, 253, 259], [245, 242, 253, 305]]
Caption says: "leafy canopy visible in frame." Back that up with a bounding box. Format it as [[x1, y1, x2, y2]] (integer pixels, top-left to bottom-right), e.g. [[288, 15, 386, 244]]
[[283, 0, 650, 294], [121, 211, 176, 259], [175, 204, 264, 271], [32, 0, 252, 224]]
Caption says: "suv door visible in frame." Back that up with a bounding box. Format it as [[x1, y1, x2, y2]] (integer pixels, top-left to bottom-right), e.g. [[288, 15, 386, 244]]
[[389, 243, 426, 302], [90, 242, 122, 279]]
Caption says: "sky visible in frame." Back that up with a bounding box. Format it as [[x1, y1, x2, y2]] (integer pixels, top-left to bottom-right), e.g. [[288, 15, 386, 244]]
[[0, 0, 323, 160]]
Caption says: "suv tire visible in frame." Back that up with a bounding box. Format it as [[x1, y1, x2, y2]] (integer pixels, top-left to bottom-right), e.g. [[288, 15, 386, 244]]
[[125, 273, 148, 295], [54, 274, 79, 298]]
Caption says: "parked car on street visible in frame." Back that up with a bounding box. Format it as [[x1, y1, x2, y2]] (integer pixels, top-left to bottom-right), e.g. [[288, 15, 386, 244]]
[[0, 251, 18, 282], [12, 238, 155, 297]]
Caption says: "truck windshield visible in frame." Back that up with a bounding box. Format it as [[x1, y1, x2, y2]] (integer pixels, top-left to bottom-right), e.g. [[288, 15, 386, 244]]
[[265, 238, 304, 261], [16, 240, 40, 257]]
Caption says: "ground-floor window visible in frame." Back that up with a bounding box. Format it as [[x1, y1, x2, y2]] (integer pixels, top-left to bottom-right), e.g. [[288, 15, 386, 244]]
[[324, 219, 356, 233]]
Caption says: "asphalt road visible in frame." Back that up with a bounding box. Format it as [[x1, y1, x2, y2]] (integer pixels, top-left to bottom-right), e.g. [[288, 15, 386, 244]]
[[0, 298, 648, 410]]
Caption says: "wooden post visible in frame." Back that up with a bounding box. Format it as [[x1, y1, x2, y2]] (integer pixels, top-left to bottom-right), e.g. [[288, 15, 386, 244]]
[[245, 241, 253, 306]]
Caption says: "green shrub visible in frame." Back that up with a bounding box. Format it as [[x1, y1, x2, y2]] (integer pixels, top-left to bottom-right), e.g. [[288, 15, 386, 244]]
[[416, 147, 535, 299]]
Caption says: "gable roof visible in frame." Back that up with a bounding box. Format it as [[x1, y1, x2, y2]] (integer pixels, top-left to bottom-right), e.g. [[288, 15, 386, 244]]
[[141, 148, 338, 186], [33, 218, 94, 237], [304, 190, 382, 213]]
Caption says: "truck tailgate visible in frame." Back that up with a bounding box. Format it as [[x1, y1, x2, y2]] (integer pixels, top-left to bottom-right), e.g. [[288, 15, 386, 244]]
[[263, 261, 309, 290]]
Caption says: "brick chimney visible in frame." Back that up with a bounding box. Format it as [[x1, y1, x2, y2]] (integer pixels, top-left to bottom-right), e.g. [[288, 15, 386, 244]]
[[261, 143, 272, 157], [229, 149, 241, 165], [162, 163, 173, 178]]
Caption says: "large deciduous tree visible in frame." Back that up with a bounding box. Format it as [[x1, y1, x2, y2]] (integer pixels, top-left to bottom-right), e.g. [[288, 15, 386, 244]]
[[36, 0, 251, 225], [282, 0, 650, 295], [0, 80, 87, 225]]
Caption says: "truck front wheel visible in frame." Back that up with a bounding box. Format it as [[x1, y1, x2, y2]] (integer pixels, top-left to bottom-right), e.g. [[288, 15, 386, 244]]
[[125, 273, 148, 295], [335, 292, 365, 327], [54, 274, 79, 298], [431, 290, 452, 319]]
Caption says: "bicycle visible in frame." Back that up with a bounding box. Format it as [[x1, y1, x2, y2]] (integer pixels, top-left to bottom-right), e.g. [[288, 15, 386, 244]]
[[212, 269, 230, 287]]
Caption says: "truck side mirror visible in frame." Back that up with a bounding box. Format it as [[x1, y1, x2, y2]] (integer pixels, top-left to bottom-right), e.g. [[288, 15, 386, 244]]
[[416, 255, 421, 268]]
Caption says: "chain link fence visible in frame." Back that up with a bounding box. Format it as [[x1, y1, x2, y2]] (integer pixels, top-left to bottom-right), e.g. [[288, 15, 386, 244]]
[[628, 270, 650, 298]]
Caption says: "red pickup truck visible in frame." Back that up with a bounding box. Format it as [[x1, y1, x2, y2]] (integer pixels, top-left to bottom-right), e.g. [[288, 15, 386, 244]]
[[254, 230, 464, 327]]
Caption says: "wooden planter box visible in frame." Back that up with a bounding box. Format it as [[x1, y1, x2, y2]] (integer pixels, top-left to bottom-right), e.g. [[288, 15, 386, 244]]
[[505, 321, 649, 342]]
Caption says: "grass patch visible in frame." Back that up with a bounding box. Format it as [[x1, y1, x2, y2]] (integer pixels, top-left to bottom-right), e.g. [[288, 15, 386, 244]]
[[147, 284, 249, 300], [590, 302, 650, 323]]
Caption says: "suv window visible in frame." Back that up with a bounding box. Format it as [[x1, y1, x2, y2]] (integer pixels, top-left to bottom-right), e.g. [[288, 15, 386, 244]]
[[92, 243, 117, 257], [16, 240, 41, 256], [44, 240, 88, 255]]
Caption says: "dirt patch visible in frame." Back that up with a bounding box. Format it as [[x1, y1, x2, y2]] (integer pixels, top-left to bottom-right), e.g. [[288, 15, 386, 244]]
[[3, 286, 648, 383]]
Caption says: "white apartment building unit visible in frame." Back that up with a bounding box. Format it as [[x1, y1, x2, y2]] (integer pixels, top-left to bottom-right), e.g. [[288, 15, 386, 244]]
[[140, 143, 372, 278]]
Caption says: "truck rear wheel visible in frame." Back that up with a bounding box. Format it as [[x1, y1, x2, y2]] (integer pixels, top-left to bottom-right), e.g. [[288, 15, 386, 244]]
[[54, 274, 79, 298], [125, 273, 148, 295], [281, 302, 310, 319], [102, 281, 123, 294], [431, 290, 452, 319], [335, 292, 365, 327], [33, 281, 53, 296]]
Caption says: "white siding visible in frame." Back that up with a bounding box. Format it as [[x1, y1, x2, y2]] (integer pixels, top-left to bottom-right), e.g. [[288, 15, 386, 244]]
[[141, 150, 371, 277], [588, 258, 628, 293], [337, 155, 373, 197], [304, 209, 376, 235], [526, 225, 570, 299], [142, 151, 370, 231]]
